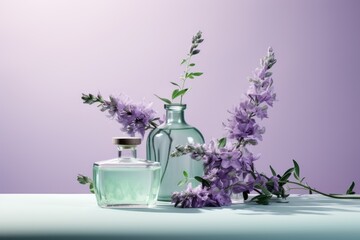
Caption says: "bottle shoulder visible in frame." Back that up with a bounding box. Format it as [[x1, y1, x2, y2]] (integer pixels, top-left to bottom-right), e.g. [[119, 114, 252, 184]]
[[149, 122, 202, 132], [148, 124, 204, 143], [94, 158, 160, 168]]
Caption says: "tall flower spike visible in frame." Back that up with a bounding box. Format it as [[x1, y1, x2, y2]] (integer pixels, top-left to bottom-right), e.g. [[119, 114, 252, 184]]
[[226, 47, 276, 142], [171, 48, 277, 207]]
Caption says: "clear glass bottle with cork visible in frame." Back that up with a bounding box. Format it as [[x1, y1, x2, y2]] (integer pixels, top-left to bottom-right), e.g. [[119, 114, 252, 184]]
[[93, 137, 161, 208]]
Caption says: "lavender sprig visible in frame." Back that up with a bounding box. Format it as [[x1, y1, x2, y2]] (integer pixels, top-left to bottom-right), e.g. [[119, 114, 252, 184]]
[[225, 47, 276, 147], [82, 93, 161, 137], [171, 139, 256, 207], [77, 174, 94, 193], [249, 160, 360, 205], [171, 48, 277, 207], [155, 31, 204, 105]]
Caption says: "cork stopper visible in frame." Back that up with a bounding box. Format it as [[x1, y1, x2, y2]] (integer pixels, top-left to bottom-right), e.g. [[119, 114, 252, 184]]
[[112, 137, 141, 146]]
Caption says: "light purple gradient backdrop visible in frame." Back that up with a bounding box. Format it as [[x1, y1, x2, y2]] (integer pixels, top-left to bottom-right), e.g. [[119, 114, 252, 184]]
[[1, 0, 359, 193]]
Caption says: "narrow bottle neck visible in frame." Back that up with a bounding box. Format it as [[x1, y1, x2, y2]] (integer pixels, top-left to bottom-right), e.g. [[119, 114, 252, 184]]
[[165, 105, 187, 124], [117, 146, 137, 159]]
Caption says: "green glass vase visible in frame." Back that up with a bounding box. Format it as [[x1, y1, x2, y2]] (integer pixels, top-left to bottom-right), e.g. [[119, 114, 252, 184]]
[[146, 104, 204, 201]]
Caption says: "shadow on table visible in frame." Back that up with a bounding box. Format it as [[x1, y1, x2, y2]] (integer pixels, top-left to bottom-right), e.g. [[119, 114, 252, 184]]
[[108, 203, 203, 214], [115, 195, 360, 215], [228, 195, 360, 215]]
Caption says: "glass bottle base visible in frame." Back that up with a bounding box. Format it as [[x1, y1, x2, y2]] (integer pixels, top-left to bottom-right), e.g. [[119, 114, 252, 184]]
[[98, 203, 157, 208]]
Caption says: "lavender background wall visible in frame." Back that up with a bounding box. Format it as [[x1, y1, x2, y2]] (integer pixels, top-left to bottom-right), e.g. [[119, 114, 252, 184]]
[[1, 0, 359, 194]]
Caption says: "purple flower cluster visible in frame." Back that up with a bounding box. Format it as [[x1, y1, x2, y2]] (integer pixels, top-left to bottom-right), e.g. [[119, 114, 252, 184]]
[[102, 95, 157, 137], [171, 48, 277, 207], [246, 172, 280, 194], [226, 47, 276, 144], [171, 140, 259, 207], [172, 183, 210, 208]]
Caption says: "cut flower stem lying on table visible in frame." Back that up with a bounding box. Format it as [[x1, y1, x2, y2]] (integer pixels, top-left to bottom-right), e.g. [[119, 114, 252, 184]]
[[250, 160, 359, 204], [78, 31, 360, 207]]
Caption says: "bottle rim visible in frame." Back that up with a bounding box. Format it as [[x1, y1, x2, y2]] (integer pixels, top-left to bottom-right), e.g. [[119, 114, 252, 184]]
[[164, 104, 187, 110]]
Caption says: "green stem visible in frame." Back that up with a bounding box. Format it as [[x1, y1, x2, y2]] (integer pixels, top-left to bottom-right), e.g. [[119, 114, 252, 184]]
[[180, 55, 192, 104], [160, 129, 173, 183], [150, 128, 173, 183], [253, 189, 262, 195], [149, 119, 159, 128], [287, 181, 360, 199]]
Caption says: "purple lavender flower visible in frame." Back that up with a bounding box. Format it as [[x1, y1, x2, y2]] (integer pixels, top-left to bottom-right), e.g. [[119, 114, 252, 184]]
[[219, 147, 242, 170], [225, 47, 276, 142], [212, 189, 232, 206], [226, 109, 265, 141], [172, 139, 253, 207], [172, 183, 209, 208], [245, 172, 280, 196], [82, 93, 159, 137], [101, 95, 119, 117], [269, 176, 280, 192], [254, 105, 268, 120], [115, 96, 156, 137], [171, 183, 233, 208]]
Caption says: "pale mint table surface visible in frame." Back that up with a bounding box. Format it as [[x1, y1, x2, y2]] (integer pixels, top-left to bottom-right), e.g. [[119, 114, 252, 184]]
[[0, 194, 360, 240]]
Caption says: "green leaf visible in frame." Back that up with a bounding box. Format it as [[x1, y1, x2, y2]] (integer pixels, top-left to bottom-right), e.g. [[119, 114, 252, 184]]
[[270, 165, 277, 176], [346, 181, 356, 194], [244, 139, 258, 146], [170, 82, 180, 88], [256, 184, 272, 196], [192, 49, 200, 55], [77, 174, 94, 194], [293, 159, 300, 178], [77, 174, 92, 185], [172, 88, 188, 99], [194, 176, 211, 188], [243, 191, 249, 201], [282, 167, 294, 178], [250, 194, 271, 205], [172, 89, 179, 99], [279, 168, 294, 183], [192, 72, 203, 76], [154, 94, 172, 104], [194, 176, 203, 183], [89, 183, 95, 194], [177, 178, 188, 187], [218, 137, 227, 148], [183, 170, 189, 178], [279, 172, 292, 182], [181, 59, 187, 65], [189, 63, 195, 67]]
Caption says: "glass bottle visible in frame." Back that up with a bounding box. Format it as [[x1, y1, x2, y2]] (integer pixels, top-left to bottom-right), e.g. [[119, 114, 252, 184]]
[[93, 137, 161, 208], [146, 104, 204, 201]]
